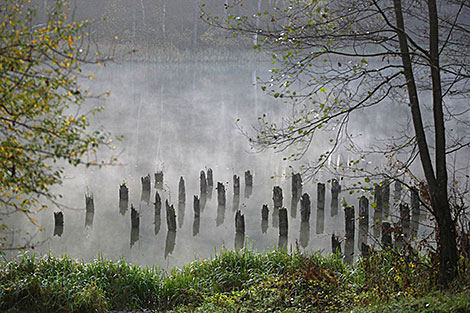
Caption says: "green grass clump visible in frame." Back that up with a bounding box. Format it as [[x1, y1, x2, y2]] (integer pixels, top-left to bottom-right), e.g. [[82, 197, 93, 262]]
[[1, 248, 469, 313]]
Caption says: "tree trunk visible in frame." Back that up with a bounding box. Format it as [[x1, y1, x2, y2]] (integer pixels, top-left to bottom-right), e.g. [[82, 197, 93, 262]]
[[393, 0, 458, 288]]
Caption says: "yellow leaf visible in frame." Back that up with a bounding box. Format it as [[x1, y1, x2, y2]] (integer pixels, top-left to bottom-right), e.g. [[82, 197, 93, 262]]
[[89, 73, 94, 80]]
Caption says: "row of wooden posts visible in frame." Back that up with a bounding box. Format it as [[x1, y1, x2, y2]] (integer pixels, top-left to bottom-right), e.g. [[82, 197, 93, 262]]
[[53, 169, 422, 261]]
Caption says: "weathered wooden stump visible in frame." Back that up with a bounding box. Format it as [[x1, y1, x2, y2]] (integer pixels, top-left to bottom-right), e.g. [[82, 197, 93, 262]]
[[235, 210, 245, 250], [331, 234, 342, 255], [245, 170, 253, 187], [279, 208, 288, 237], [166, 200, 177, 232], [154, 171, 163, 189], [233, 175, 240, 196], [216, 182, 226, 206], [381, 222, 392, 249], [216, 204, 225, 227], [154, 207, 161, 236], [54, 211, 64, 237], [411, 187, 421, 239], [130, 226, 139, 248], [358, 196, 369, 248], [290, 196, 299, 219], [131, 204, 139, 229], [232, 194, 240, 212], [330, 179, 341, 216], [119, 183, 128, 215], [200, 170, 208, 196], [344, 206, 355, 240], [119, 183, 129, 201], [382, 181, 390, 217], [207, 168, 214, 187], [291, 173, 302, 200], [373, 184, 384, 238], [178, 176, 185, 203], [142, 174, 151, 192], [400, 203, 411, 231], [300, 193, 311, 223], [261, 204, 269, 233], [278, 234, 288, 251], [394, 181, 402, 204], [193, 217, 200, 237], [344, 237, 354, 264], [273, 186, 283, 209]]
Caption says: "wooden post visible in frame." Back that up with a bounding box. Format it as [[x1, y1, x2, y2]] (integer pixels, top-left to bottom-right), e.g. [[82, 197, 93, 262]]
[[216, 204, 225, 227], [178, 176, 185, 203], [154, 201, 161, 236], [344, 206, 355, 240], [330, 179, 341, 216], [119, 183, 128, 215], [381, 222, 392, 249], [164, 230, 176, 258], [207, 168, 214, 187], [233, 175, 240, 196], [358, 196, 369, 248], [200, 170, 207, 196], [261, 204, 269, 233], [216, 182, 226, 206], [316, 207, 324, 234], [235, 210, 245, 250], [300, 193, 311, 223], [279, 207, 288, 237], [373, 184, 383, 237], [273, 186, 283, 209], [155, 191, 162, 215], [131, 204, 139, 229], [119, 183, 129, 201], [410, 187, 421, 239], [245, 170, 253, 187], [394, 181, 402, 204], [166, 200, 177, 232], [291, 173, 302, 200], [331, 234, 342, 255], [54, 211, 64, 236], [382, 181, 390, 217], [154, 171, 163, 189], [142, 174, 151, 191]]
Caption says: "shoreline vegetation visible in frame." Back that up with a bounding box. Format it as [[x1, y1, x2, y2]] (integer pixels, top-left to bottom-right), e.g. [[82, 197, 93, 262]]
[[1, 249, 469, 313]]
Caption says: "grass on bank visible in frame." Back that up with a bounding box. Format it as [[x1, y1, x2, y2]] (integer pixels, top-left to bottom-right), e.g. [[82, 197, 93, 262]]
[[0, 249, 469, 313]]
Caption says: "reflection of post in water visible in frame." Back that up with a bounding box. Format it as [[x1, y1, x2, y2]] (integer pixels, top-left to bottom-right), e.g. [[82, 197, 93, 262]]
[[154, 171, 164, 189], [85, 193, 94, 228], [358, 196, 369, 249], [290, 196, 299, 219], [141, 174, 151, 203], [130, 204, 139, 248], [232, 194, 240, 212], [278, 208, 288, 250], [330, 179, 341, 216], [235, 210, 245, 250], [300, 221, 310, 248], [344, 206, 355, 264], [272, 186, 283, 227], [216, 182, 226, 206], [193, 196, 200, 236], [261, 204, 269, 233], [178, 176, 186, 204], [165, 200, 177, 232], [216, 204, 226, 227], [54, 211, 64, 237], [373, 184, 383, 238], [244, 170, 253, 198], [410, 188, 421, 239], [300, 193, 311, 223], [164, 230, 176, 258], [316, 183, 325, 234], [119, 183, 129, 215], [177, 202, 185, 228]]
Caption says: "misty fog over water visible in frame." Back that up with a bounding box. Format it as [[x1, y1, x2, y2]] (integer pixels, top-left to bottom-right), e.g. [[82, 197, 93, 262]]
[[4, 60, 435, 269]]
